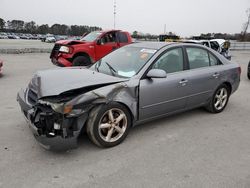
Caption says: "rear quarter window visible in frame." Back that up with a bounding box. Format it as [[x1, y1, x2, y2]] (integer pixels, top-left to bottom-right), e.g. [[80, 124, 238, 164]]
[[209, 52, 222, 66], [118, 32, 128, 43]]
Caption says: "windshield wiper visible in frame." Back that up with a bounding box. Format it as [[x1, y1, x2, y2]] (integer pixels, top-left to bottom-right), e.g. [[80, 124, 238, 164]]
[[105, 62, 117, 75]]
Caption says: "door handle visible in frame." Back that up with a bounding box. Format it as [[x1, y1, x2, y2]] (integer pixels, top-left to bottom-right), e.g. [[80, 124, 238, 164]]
[[212, 72, 220, 78], [179, 79, 188, 86]]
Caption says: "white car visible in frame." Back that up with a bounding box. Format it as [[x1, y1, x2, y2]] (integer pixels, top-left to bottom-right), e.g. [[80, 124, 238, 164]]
[[183, 39, 231, 60], [45, 36, 56, 43]]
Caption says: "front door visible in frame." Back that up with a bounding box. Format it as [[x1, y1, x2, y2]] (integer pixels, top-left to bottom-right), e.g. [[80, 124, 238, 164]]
[[139, 47, 189, 120], [95, 32, 118, 61]]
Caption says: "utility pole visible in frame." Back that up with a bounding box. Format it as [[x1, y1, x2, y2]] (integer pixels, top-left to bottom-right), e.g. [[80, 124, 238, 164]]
[[114, 0, 116, 29], [164, 24, 166, 34]]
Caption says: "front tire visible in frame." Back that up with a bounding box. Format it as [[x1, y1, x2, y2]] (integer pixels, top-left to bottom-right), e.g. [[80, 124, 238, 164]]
[[86, 102, 131, 148], [72, 56, 91, 66], [206, 84, 230, 113]]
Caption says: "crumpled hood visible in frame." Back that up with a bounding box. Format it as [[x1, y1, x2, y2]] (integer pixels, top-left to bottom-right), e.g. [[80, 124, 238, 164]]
[[29, 68, 128, 98], [56, 40, 92, 45]]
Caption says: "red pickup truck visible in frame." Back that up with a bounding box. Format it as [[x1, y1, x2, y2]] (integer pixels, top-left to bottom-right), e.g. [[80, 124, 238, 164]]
[[50, 30, 132, 67]]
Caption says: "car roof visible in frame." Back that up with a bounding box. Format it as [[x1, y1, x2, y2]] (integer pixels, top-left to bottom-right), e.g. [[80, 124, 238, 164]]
[[129, 42, 174, 49], [95, 29, 122, 34], [210, 39, 226, 45]]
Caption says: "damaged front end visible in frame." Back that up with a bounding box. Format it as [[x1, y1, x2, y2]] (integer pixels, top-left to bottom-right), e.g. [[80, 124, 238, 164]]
[[17, 87, 90, 151], [17, 69, 138, 150]]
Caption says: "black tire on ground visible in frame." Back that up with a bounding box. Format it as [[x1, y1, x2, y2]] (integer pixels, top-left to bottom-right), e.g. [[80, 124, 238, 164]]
[[247, 62, 250, 80], [86, 102, 131, 148], [72, 56, 91, 66], [205, 84, 230, 113]]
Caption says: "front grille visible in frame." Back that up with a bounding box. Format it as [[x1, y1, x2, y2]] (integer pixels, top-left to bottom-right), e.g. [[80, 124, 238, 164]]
[[28, 89, 38, 106], [50, 44, 61, 58]]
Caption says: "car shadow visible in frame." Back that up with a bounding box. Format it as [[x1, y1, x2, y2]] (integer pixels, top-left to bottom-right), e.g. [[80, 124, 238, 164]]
[[76, 107, 211, 149]]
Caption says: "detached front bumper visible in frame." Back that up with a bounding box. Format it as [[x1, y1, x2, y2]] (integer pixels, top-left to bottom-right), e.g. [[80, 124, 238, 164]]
[[17, 89, 87, 151]]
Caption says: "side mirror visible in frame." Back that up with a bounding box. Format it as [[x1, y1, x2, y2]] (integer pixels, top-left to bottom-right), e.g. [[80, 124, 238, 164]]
[[147, 69, 167, 79]]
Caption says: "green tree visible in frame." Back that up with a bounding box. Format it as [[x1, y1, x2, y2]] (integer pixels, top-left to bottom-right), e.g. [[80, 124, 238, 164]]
[[24, 21, 37, 33], [0, 18, 5, 30], [10, 20, 24, 31], [37, 24, 49, 34]]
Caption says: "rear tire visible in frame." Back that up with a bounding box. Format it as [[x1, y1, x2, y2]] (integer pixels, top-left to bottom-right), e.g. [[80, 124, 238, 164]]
[[86, 102, 131, 148], [72, 56, 91, 66], [247, 61, 250, 80], [205, 84, 230, 113]]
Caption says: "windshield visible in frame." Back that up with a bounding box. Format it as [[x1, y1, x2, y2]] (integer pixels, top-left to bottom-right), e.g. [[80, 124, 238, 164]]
[[81, 31, 102, 42], [90, 46, 157, 78]]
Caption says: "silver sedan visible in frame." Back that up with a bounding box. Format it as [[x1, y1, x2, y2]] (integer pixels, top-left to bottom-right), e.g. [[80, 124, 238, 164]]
[[17, 42, 241, 150]]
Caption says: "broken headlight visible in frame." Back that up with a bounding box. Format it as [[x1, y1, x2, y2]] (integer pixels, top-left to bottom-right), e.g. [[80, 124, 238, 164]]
[[38, 100, 72, 114], [38, 100, 87, 116], [59, 46, 70, 53]]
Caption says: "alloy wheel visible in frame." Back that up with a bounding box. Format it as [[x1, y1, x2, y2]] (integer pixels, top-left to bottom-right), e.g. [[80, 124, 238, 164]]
[[98, 108, 127, 143], [214, 88, 228, 111]]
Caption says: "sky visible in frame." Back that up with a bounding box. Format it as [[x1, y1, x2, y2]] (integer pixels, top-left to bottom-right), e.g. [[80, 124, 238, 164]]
[[0, 0, 250, 37]]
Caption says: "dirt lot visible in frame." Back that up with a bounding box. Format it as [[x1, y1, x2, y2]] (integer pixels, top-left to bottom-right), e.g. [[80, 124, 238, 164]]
[[0, 51, 250, 188]]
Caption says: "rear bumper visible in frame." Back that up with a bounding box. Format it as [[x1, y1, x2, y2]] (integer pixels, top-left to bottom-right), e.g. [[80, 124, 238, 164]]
[[17, 89, 87, 151]]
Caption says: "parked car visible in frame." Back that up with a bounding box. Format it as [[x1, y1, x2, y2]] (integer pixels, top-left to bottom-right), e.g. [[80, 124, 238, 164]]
[[0, 33, 8, 39], [45, 36, 56, 43], [7, 34, 20, 39], [40, 35, 47, 42], [17, 42, 241, 150], [0, 59, 3, 75], [19, 34, 30, 40], [248, 61, 250, 80], [50, 30, 132, 67], [183, 39, 231, 60]]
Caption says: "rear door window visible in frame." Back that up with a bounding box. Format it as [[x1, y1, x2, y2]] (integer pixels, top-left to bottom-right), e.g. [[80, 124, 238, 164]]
[[186, 47, 210, 69], [117, 32, 128, 43]]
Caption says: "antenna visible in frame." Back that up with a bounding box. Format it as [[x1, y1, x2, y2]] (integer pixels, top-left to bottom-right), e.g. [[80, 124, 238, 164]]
[[114, 0, 116, 29]]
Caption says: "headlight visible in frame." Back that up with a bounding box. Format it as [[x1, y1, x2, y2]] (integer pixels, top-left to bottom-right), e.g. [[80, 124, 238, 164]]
[[38, 100, 72, 114], [59, 46, 70, 53], [50, 103, 64, 113]]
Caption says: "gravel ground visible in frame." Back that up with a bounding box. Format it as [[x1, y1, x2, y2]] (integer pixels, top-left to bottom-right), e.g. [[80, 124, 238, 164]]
[[0, 51, 250, 188]]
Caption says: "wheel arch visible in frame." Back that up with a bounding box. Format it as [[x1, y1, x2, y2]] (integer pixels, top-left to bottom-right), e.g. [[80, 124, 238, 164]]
[[222, 81, 232, 95], [72, 52, 92, 63], [113, 101, 135, 123]]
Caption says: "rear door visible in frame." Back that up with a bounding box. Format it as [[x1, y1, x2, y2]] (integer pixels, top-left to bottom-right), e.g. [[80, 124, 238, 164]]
[[185, 47, 222, 107], [117, 32, 130, 47], [139, 47, 189, 120]]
